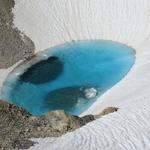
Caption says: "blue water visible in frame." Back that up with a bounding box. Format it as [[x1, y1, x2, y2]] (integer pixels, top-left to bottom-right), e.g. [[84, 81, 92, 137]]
[[1, 40, 135, 116]]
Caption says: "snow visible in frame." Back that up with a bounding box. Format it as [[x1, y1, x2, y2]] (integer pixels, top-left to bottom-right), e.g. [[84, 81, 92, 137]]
[[0, 62, 21, 93], [84, 87, 97, 99], [0, 0, 150, 149]]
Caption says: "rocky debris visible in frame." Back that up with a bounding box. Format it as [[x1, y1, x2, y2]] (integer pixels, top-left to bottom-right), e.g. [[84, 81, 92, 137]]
[[0, 0, 35, 68], [94, 107, 118, 119], [0, 100, 118, 149], [13, 139, 37, 150], [28, 110, 95, 139], [0, 100, 31, 149], [81, 114, 95, 123], [46, 86, 98, 112], [19, 56, 63, 84]]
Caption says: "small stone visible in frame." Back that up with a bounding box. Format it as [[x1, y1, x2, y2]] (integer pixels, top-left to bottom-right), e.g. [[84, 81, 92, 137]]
[[37, 127, 41, 131], [13, 139, 37, 149], [24, 128, 30, 132]]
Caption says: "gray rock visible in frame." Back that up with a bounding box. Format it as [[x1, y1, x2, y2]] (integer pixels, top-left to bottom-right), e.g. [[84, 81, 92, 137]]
[[94, 107, 118, 119], [83, 87, 97, 99], [13, 139, 37, 150], [0, 100, 31, 149], [0, 100, 95, 149], [0, 100, 118, 149], [81, 114, 95, 123], [0, 0, 35, 69]]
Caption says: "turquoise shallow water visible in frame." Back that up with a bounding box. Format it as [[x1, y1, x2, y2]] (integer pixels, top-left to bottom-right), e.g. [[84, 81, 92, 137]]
[[1, 40, 135, 116]]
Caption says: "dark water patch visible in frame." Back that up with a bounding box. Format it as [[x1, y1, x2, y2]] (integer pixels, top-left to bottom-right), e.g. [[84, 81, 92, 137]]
[[45, 86, 97, 112], [19, 56, 63, 84]]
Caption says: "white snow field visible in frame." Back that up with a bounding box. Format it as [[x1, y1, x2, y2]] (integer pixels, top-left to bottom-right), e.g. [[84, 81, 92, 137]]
[[0, 0, 150, 149]]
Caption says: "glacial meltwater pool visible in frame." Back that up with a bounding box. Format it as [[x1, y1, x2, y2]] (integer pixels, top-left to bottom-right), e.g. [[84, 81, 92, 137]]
[[1, 40, 135, 116]]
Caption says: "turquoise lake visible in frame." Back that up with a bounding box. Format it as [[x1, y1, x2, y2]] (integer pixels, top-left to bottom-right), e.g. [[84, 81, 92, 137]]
[[1, 40, 135, 116]]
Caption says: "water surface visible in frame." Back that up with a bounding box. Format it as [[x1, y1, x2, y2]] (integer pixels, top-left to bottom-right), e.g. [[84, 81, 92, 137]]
[[1, 40, 135, 115]]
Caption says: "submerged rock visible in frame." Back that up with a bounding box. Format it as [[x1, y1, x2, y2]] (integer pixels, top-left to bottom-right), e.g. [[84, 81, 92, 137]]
[[0, 100, 118, 149], [46, 86, 85, 111]]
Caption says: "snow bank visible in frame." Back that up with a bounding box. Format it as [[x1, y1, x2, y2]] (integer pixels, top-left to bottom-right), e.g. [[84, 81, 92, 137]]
[[1, 0, 150, 149]]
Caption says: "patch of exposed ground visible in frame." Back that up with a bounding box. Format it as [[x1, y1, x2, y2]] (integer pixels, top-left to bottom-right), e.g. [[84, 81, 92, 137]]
[[0, 0, 35, 69], [0, 100, 118, 149]]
